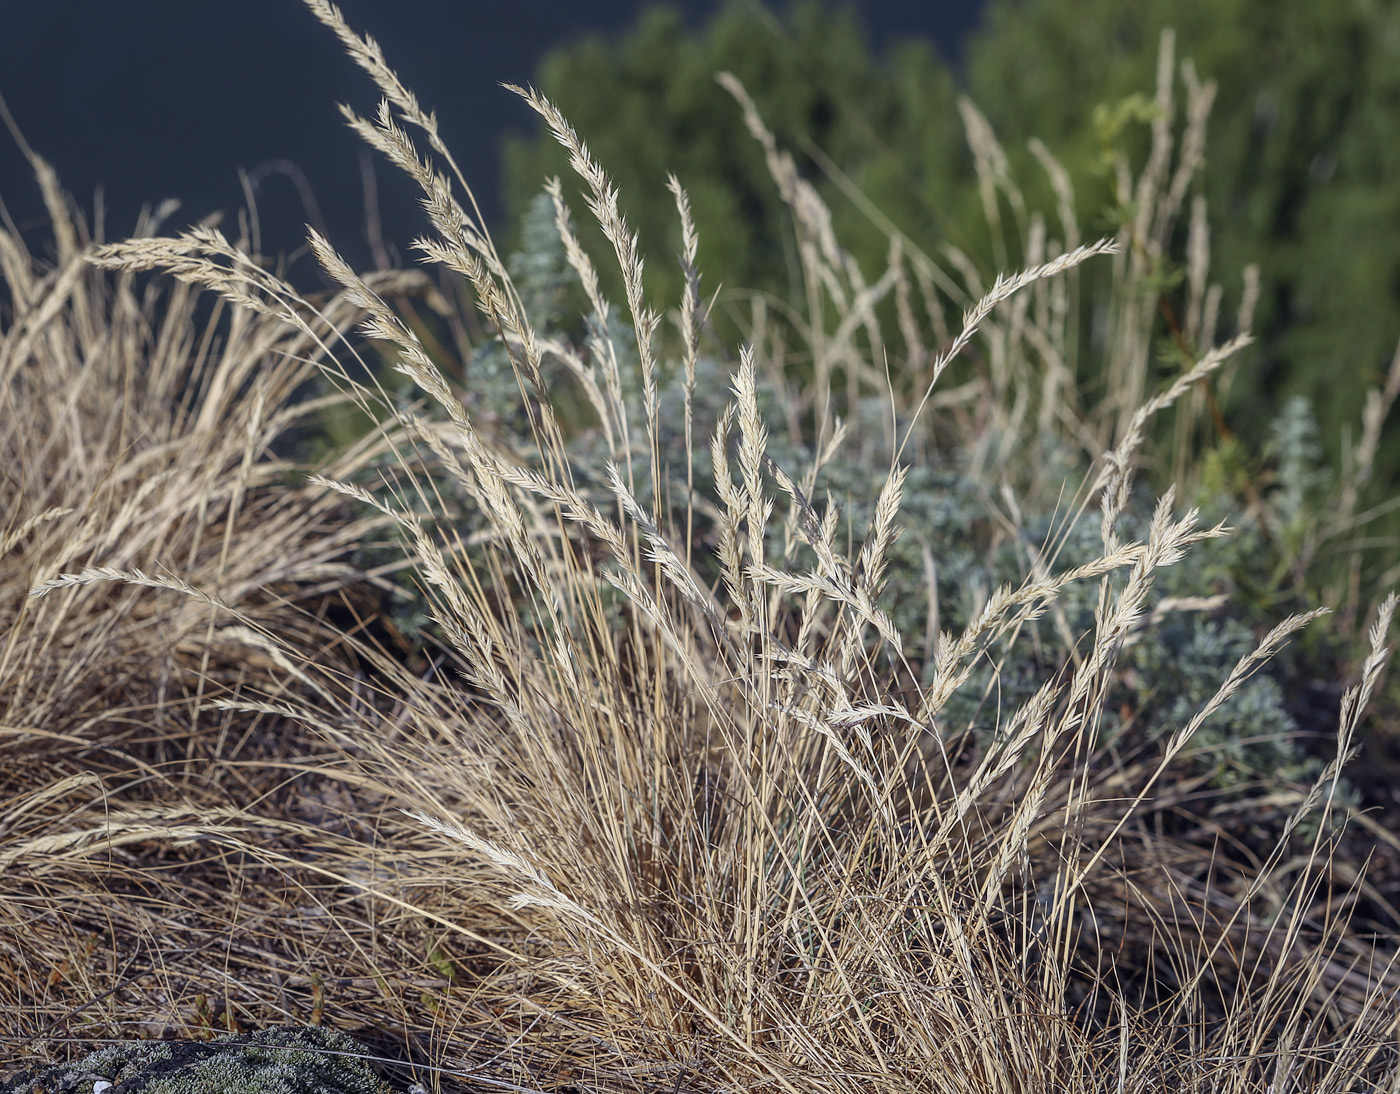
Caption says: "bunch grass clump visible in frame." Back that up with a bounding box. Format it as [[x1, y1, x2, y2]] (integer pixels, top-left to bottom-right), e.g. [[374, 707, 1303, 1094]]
[[0, 108, 453, 1045], [3, 6, 1400, 1093]]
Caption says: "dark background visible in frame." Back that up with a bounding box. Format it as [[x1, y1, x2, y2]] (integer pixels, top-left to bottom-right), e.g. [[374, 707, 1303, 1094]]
[[0, 0, 982, 268]]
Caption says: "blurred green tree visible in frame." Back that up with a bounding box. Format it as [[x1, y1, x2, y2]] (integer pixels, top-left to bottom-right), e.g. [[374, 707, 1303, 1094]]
[[501, 0, 1400, 593], [500, 0, 969, 320], [966, 0, 1400, 495]]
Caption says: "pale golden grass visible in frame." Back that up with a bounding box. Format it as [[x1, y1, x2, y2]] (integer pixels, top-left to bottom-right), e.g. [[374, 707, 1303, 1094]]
[[2, 8, 1399, 1094], [0, 122, 453, 1056]]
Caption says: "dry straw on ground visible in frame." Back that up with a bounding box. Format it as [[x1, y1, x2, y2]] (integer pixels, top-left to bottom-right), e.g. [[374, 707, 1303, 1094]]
[[3, 6, 1400, 1093]]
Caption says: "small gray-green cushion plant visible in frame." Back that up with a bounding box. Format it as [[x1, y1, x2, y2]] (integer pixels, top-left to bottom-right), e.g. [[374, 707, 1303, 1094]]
[[1, 1027, 395, 1094]]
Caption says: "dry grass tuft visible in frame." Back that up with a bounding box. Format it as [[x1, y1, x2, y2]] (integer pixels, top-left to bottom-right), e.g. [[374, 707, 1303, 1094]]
[[3, 9, 1399, 1094], [0, 134, 447, 1052]]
